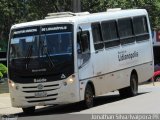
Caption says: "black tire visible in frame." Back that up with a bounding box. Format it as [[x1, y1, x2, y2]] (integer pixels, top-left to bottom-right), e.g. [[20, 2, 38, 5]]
[[154, 75, 160, 82], [83, 84, 94, 109], [130, 74, 138, 96], [22, 106, 35, 114], [119, 74, 138, 97]]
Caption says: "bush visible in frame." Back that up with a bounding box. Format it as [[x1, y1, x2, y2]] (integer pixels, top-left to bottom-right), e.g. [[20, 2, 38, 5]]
[[0, 71, 3, 78], [0, 63, 7, 75]]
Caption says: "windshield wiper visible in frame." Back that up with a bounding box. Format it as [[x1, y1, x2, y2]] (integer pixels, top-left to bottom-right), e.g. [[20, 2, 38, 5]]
[[39, 39, 55, 69], [25, 45, 33, 69], [44, 48, 55, 68]]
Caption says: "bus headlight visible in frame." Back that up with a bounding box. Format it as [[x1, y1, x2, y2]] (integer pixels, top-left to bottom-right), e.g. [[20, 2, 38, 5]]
[[67, 74, 75, 84], [8, 80, 19, 90], [68, 78, 74, 83], [63, 74, 75, 86]]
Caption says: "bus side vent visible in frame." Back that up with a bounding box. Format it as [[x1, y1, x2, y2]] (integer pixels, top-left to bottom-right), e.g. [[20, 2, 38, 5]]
[[107, 8, 121, 12], [45, 12, 90, 19]]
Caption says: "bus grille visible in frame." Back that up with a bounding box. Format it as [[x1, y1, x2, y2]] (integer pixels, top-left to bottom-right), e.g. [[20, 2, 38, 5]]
[[22, 83, 60, 103]]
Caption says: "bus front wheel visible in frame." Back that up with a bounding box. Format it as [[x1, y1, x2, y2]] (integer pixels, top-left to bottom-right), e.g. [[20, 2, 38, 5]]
[[22, 106, 35, 114], [83, 84, 94, 109]]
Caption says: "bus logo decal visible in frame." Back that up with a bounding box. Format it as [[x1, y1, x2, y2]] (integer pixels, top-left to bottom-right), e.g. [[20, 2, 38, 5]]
[[37, 84, 44, 90], [61, 74, 66, 79], [34, 78, 47, 83], [118, 51, 139, 62]]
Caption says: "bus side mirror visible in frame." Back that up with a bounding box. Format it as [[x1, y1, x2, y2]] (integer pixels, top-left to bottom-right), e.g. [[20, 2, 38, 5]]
[[77, 42, 82, 54], [80, 34, 89, 53], [81, 34, 88, 42], [77, 49, 82, 54]]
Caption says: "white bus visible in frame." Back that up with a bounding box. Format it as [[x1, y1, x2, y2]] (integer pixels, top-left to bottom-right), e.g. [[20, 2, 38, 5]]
[[8, 9, 154, 114]]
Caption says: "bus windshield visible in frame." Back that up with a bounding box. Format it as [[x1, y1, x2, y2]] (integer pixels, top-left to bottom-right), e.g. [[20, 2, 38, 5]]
[[10, 35, 39, 59], [8, 24, 74, 82], [10, 32, 73, 59]]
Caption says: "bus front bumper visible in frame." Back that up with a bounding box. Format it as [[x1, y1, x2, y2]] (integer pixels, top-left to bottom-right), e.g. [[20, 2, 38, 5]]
[[9, 78, 80, 108]]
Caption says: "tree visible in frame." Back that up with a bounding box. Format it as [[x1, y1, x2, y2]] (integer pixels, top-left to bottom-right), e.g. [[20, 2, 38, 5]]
[[105, 0, 160, 29], [26, 0, 73, 21], [0, 0, 27, 51], [1, 0, 160, 46], [81, 0, 107, 12], [0, 0, 73, 51]]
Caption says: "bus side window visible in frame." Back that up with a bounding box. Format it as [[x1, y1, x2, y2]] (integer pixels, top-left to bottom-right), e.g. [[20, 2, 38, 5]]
[[133, 16, 149, 41], [77, 31, 90, 67]]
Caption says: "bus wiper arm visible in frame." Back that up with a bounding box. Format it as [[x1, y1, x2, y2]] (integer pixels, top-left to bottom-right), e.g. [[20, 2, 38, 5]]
[[39, 35, 55, 69], [45, 49, 55, 68], [40, 40, 55, 69], [25, 45, 33, 69]]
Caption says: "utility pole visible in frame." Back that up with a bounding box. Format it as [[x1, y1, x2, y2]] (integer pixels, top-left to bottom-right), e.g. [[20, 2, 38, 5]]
[[73, 0, 81, 13]]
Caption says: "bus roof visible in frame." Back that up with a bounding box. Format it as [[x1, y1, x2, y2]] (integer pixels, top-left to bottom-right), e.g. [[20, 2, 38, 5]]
[[11, 9, 148, 30]]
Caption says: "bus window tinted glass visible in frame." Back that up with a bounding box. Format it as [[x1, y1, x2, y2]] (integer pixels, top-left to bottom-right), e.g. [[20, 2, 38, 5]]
[[91, 23, 104, 50], [133, 16, 148, 35], [10, 36, 39, 59], [118, 18, 133, 38], [101, 20, 118, 41], [133, 16, 149, 41], [118, 18, 135, 44], [45, 33, 72, 55]]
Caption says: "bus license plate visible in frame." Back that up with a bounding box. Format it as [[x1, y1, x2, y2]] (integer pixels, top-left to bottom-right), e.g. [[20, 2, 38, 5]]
[[35, 91, 47, 98]]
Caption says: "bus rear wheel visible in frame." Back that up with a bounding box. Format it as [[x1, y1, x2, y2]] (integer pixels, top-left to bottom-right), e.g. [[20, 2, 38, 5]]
[[83, 84, 94, 109], [22, 106, 35, 114], [119, 74, 138, 97]]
